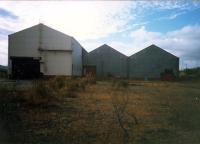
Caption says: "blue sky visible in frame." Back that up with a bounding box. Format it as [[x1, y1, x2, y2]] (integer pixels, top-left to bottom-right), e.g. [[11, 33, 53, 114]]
[[0, 1, 200, 69]]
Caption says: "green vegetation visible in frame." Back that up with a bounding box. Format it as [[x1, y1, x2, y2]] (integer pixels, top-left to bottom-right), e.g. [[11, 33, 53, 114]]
[[0, 77, 200, 144], [179, 67, 200, 80]]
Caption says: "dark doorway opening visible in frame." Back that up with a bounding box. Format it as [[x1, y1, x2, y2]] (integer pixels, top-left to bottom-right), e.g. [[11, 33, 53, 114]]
[[11, 57, 41, 79], [83, 65, 96, 76]]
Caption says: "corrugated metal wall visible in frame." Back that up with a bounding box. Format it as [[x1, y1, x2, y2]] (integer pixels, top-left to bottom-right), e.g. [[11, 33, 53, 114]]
[[8, 24, 179, 79], [42, 51, 72, 75], [82, 48, 88, 66], [129, 45, 179, 79], [40, 24, 72, 51], [84, 44, 179, 79], [85, 44, 128, 77], [39, 24, 73, 76], [71, 38, 83, 76]]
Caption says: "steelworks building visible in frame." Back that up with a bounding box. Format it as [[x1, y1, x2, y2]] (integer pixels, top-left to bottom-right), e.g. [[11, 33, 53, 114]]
[[8, 24, 179, 79]]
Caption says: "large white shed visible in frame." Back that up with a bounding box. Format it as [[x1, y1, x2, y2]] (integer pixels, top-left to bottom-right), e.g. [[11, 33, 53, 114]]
[[8, 23, 82, 79]]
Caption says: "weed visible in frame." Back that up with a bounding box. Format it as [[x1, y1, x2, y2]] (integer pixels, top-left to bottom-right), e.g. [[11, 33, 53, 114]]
[[112, 80, 129, 89]]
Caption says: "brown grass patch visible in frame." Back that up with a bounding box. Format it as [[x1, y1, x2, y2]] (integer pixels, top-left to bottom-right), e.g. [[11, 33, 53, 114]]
[[0, 79, 200, 143]]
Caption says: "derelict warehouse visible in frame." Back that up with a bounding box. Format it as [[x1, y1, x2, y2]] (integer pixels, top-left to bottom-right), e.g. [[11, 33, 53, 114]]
[[8, 24, 179, 79], [8, 24, 82, 79]]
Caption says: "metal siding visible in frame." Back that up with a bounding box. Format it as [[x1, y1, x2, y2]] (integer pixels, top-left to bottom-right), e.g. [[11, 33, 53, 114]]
[[41, 24, 72, 51], [129, 45, 179, 79], [86, 45, 128, 77], [82, 48, 88, 65], [71, 38, 82, 76], [8, 25, 40, 76], [8, 24, 179, 79], [9, 25, 40, 58], [8, 24, 74, 76], [39, 24, 73, 75], [43, 51, 72, 75]]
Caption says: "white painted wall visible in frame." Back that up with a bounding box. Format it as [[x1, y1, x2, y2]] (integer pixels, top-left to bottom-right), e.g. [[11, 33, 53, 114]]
[[42, 51, 72, 75], [39, 24, 73, 76], [41, 24, 72, 51]]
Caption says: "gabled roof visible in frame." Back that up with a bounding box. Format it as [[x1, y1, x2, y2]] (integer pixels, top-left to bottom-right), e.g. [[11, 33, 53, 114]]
[[82, 47, 88, 54], [89, 44, 127, 57], [130, 44, 179, 58], [40, 23, 72, 38], [9, 23, 72, 38]]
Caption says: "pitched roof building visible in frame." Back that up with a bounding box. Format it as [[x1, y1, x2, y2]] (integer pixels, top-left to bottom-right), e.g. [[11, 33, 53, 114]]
[[8, 24, 83, 79], [83, 44, 128, 77], [128, 44, 179, 79]]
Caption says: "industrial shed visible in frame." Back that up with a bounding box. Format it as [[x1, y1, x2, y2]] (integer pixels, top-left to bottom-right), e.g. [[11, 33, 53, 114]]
[[83, 44, 128, 77], [128, 44, 179, 79], [8, 23, 82, 79], [82, 47, 88, 68]]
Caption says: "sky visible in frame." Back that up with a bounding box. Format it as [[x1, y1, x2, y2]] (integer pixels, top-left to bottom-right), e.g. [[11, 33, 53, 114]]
[[0, 1, 200, 69]]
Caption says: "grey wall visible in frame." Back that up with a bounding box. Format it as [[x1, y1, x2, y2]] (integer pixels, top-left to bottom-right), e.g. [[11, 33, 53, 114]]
[[9, 25, 40, 58], [40, 24, 72, 51], [39, 24, 73, 76], [8, 25, 40, 75], [86, 44, 128, 77], [129, 45, 179, 79], [71, 38, 83, 76], [8, 23, 179, 78], [42, 51, 72, 75], [82, 48, 88, 66]]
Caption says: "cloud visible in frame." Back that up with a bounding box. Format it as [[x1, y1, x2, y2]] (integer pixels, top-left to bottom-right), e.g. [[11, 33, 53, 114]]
[[168, 12, 185, 19], [0, 53, 7, 66], [0, 37, 8, 66], [0, 8, 18, 19], [109, 25, 200, 69], [157, 11, 186, 20], [84, 24, 200, 69], [0, 28, 13, 36], [143, 1, 199, 10], [0, 1, 135, 65], [81, 40, 104, 52], [0, 1, 200, 67], [0, 1, 135, 40], [130, 26, 161, 44], [1, 1, 197, 41]]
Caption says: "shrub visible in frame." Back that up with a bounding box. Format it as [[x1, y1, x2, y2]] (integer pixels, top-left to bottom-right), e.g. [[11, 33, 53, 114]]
[[34, 81, 52, 97], [85, 75, 96, 84], [112, 80, 129, 89], [179, 67, 200, 81], [0, 85, 11, 97]]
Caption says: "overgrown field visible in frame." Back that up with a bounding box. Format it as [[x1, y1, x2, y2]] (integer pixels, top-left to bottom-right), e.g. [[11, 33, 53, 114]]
[[0, 77, 200, 144]]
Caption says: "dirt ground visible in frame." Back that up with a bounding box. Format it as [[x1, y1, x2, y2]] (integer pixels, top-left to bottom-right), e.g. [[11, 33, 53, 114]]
[[0, 79, 200, 144]]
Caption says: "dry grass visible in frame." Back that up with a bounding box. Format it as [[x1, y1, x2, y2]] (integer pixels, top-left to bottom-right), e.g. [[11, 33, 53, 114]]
[[0, 78, 200, 143]]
